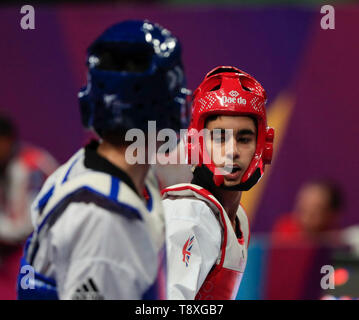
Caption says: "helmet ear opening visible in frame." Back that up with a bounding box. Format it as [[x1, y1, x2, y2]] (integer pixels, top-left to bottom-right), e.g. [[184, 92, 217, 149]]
[[97, 81, 105, 90], [198, 77, 222, 94], [263, 127, 275, 164], [241, 85, 251, 92], [238, 76, 258, 93], [209, 84, 221, 92]]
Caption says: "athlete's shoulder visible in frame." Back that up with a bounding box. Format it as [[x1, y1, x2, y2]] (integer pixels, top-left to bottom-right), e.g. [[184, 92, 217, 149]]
[[31, 148, 84, 201], [31, 148, 147, 229], [163, 193, 219, 231], [162, 183, 223, 217], [162, 182, 204, 195], [163, 192, 222, 252], [162, 183, 211, 207]]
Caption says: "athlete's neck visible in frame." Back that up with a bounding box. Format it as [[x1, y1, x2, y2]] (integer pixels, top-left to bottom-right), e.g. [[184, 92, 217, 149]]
[[97, 141, 149, 196], [212, 188, 242, 230]]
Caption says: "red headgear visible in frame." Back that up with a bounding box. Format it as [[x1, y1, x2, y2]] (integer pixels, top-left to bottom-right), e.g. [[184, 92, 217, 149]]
[[187, 66, 274, 190]]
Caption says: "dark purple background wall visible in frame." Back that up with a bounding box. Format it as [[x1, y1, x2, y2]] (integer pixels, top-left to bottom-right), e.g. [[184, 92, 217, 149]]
[[1, 4, 358, 231]]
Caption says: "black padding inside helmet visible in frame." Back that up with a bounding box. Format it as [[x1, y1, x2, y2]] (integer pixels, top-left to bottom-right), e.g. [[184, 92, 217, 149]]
[[191, 165, 261, 193], [206, 67, 240, 78], [89, 42, 154, 73]]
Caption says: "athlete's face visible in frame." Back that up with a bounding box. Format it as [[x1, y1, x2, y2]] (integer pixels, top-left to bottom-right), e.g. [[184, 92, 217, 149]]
[[294, 184, 335, 233], [204, 115, 256, 187]]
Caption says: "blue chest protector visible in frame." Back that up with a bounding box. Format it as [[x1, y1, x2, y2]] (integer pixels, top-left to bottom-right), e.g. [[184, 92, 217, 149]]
[[17, 235, 59, 300], [17, 169, 160, 300]]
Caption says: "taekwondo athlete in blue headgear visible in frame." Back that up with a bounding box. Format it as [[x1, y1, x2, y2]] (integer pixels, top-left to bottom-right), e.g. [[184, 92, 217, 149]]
[[17, 20, 189, 300]]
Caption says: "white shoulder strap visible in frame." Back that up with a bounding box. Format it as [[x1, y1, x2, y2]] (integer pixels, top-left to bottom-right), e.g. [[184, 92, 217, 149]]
[[162, 183, 225, 226]]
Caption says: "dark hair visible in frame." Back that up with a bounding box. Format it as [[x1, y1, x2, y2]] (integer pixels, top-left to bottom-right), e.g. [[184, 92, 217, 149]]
[[204, 114, 258, 135], [0, 114, 17, 138], [306, 179, 344, 212], [102, 126, 131, 147], [204, 114, 219, 128]]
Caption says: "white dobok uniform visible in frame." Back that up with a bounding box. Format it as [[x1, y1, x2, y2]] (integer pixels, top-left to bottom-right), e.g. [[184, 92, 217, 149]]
[[17, 144, 165, 300], [162, 183, 250, 300]]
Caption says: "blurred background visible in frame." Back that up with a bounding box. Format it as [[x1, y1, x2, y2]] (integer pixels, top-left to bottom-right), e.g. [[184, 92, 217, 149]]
[[0, 0, 359, 300]]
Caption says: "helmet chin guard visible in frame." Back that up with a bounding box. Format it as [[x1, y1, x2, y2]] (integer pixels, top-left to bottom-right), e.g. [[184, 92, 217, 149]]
[[187, 66, 274, 191]]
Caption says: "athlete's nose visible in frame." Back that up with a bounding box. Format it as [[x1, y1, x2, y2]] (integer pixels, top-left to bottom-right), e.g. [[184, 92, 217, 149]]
[[225, 134, 240, 163], [232, 139, 240, 161]]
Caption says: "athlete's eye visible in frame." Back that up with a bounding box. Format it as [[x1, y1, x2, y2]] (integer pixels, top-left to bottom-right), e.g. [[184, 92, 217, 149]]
[[211, 132, 228, 144], [211, 129, 226, 144], [238, 136, 253, 144]]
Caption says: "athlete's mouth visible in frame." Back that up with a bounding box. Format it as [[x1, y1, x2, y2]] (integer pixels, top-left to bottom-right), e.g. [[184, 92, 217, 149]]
[[222, 164, 242, 174]]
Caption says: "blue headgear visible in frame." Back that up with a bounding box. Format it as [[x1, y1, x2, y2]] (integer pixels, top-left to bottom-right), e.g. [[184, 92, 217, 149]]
[[78, 20, 190, 136]]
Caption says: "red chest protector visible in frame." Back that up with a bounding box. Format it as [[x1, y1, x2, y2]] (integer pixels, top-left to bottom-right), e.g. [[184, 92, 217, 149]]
[[162, 183, 250, 300]]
